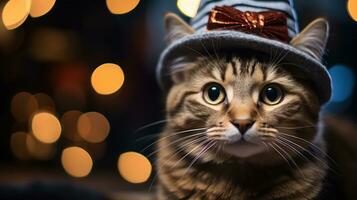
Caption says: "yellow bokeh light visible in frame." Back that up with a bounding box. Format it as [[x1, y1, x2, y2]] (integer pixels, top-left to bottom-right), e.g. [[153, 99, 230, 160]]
[[118, 152, 152, 184], [177, 0, 201, 18], [11, 92, 38, 122], [26, 133, 55, 160], [61, 146, 93, 178], [77, 112, 110, 143], [348, 0, 357, 22], [91, 63, 124, 95], [10, 132, 30, 160], [106, 0, 140, 15], [31, 112, 61, 143], [30, 0, 56, 18], [2, 0, 31, 30]]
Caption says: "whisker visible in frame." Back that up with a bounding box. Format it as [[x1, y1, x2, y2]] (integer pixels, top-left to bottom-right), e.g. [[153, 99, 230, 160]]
[[183, 140, 216, 176], [146, 132, 207, 158], [278, 132, 338, 167], [140, 128, 207, 153], [272, 142, 306, 179], [266, 142, 292, 169], [134, 119, 168, 134]]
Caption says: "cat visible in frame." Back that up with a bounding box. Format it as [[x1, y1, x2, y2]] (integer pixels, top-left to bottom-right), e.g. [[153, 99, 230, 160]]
[[156, 13, 331, 200]]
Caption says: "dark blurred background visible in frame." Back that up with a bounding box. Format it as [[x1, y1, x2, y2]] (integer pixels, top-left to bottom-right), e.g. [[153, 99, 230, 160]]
[[0, 0, 356, 199]]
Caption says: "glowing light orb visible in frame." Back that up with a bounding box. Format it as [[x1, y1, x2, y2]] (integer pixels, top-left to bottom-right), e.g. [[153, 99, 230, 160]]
[[26, 133, 55, 160], [61, 147, 93, 178], [31, 112, 61, 143], [10, 132, 30, 160], [106, 0, 140, 15], [61, 110, 83, 141], [34, 93, 56, 112], [118, 152, 152, 184], [2, 0, 31, 30], [11, 92, 38, 122], [348, 0, 357, 22], [329, 65, 355, 102], [91, 63, 124, 95], [177, 0, 201, 18], [77, 112, 110, 143], [30, 0, 56, 18]]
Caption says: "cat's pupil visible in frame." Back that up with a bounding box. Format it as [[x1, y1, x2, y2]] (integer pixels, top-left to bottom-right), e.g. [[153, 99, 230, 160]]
[[208, 86, 220, 101], [265, 87, 278, 101]]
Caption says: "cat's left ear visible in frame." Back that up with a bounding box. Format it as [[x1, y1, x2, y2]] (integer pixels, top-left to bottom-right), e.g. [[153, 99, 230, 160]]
[[164, 13, 195, 45], [290, 18, 329, 61]]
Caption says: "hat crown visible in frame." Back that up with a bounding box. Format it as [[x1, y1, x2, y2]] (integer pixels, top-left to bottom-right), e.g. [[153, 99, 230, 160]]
[[191, 0, 299, 39]]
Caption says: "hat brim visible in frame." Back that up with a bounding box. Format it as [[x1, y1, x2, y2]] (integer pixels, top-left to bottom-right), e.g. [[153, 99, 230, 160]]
[[157, 30, 332, 104]]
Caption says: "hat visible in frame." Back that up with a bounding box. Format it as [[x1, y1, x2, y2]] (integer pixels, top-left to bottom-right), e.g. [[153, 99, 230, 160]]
[[157, 0, 332, 104]]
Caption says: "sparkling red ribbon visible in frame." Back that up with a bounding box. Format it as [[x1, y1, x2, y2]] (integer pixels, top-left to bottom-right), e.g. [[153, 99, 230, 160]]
[[207, 6, 289, 43]]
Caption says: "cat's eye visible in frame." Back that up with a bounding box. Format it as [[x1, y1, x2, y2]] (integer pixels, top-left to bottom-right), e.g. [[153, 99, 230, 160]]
[[260, 84, 284, 105], [203, 83, 226, 105]]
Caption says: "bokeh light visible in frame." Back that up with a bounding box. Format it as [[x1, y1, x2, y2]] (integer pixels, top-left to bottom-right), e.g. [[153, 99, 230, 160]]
[[61, 146, 93, 178], [106, 0, 140, 15], [34, 93, 56, 112], [77, 112, 110, 143], [11, 92, 38, 122], [177, 0, 201, 18], [26, 133, 56, 160], [31, 112, 61, 143], [329, 65, 355, 102], [118, 152, 152, 184], [30, 0, 56, 18], [91, 63, 125, 95], [61, 110, 83, 141], [10, 132, 30, 160], [1, 0, 31, 30], [348, 0, 357, 22]]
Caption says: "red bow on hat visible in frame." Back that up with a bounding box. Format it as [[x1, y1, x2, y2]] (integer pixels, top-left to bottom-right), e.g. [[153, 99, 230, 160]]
[[207, 6, 289, 43]]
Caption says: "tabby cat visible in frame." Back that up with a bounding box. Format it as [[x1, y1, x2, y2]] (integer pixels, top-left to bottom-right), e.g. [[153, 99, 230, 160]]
[[156, 13, 331, 200]]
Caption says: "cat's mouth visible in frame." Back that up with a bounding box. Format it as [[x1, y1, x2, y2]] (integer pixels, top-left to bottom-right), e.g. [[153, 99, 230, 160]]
[[222, 140, 266, 158]]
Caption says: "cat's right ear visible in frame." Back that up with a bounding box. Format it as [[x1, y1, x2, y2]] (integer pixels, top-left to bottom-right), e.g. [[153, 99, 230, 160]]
[[164, 13, 195, 45]]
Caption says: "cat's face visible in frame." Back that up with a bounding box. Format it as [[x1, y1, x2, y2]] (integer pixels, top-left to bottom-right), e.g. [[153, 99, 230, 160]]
[[165, 55, 320, 161], [161, 14, 328, 164]]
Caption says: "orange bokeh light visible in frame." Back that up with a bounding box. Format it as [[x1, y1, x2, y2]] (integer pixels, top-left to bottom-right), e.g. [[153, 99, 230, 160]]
[[10, 132, 30, 160], [31, 112, 61, 143], [77, 112, 110, 143], [91, 63, 125, 95], [11, 92, 38, 122], [61, 147, 93, 178], [348, 0, 357, 22], [118, 152, 152, 184], [106, 0, 140, 15], [26, 133, 56, 160], [30, 0, 56, 18], [1, 0, 31, 30]]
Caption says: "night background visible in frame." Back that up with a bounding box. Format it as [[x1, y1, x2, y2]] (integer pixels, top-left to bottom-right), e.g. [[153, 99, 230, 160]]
[[0, 0, 356, 199]]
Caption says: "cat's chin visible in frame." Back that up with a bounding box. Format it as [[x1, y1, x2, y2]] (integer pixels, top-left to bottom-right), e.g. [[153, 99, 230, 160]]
[[222, 140, 266, 158]]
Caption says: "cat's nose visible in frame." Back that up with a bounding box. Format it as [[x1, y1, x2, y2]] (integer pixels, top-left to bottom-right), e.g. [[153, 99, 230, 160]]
[[232, 119, 254, 134]]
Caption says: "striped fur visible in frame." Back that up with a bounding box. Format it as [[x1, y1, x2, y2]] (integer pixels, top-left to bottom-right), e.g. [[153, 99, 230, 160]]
[[157, 53, 327, 200]]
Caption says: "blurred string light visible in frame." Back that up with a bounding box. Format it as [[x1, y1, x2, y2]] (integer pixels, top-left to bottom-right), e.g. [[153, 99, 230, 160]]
[[348, 0, 357, 22], [10, 132, 30, 160], [31, 112, 61, 143], [118, 152, 152, 184], [1, 0, 31, 30], [329, 65, 355, 102], [106, 0, 140, 15], [11, 92, 38, 122], [61, 146, 93, 178], [26, 133, 56, 160], [177, 0, 201, 18], [77, 112, 110, 143], [91, 63, 125, 95], [61, 110, 83, 141], [29, 0, 56, 18]]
